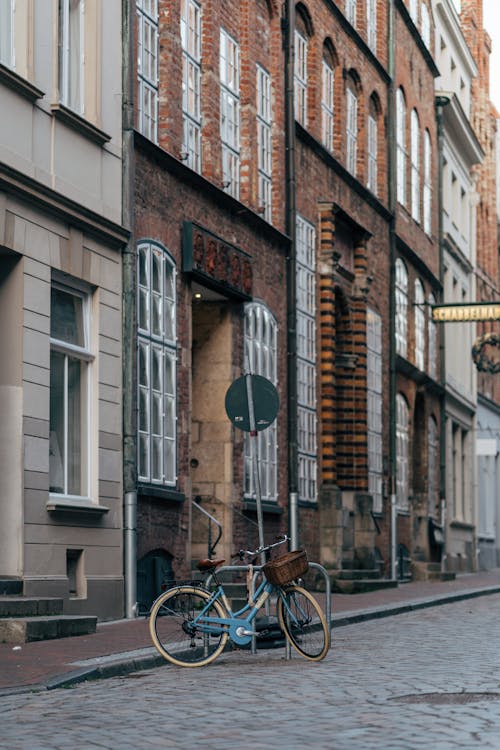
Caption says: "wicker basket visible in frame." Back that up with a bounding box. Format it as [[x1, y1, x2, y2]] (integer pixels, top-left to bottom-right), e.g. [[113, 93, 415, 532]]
[[262, 549, 308, 586]]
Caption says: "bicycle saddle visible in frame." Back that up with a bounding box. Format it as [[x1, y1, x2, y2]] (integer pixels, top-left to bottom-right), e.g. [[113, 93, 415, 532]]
[[197, 558, 226, 571]]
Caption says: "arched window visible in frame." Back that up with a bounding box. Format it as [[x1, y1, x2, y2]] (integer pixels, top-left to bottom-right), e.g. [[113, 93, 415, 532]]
[[428, 292, 437, 378], [396, 88, 407, 206], [395, 258, 408, 357], [423, 130, 432, 235], [346, 75, 359, 176], [414, 278, 425, 369], [396, 394, 410, 511], [411, 109, 420, 222], [367, 94, 380, 195], [321, 42, 336, 152], [137, 242, 177, 486], [244, 303, 278, 502]]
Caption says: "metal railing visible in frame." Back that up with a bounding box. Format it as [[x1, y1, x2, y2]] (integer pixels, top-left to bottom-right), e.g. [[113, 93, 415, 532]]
[[192, 496, 222, 559]]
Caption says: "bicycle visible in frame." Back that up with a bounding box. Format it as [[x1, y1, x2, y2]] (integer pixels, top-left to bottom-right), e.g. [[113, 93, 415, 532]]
[[148, 536, 330, 667]]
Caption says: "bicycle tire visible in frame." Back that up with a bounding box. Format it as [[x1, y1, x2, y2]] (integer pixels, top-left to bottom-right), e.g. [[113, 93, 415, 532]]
[[149, 585, 229, 667], [277, 584, 330, 662]]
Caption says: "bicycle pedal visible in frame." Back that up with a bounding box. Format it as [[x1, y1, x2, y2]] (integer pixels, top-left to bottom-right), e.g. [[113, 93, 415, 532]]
[[235, 626, 258, 637]]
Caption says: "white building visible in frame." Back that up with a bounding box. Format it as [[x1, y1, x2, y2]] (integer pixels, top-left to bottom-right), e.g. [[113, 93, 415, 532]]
[[0, 0, 127, 618], [433, 0, 483, 571]]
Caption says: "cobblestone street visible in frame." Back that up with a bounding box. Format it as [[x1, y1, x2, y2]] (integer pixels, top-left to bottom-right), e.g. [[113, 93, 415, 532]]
[[2, 594, 500, 749]]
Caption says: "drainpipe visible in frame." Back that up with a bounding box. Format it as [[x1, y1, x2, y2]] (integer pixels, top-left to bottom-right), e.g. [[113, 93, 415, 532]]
[[122, 0, 138, 618], [284, 0, 298, 550], [435, 94, 451, 573], [388, 0, 397, 580]]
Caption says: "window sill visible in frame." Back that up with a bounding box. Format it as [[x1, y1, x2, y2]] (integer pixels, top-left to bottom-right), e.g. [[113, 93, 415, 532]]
[[138, 485, 185, 503], [50, 103, 111, 146], [450, 519, 475, 531], [0, 62, 44, 102], [46, 497, 109, 515], [242, 500, 283, 515]]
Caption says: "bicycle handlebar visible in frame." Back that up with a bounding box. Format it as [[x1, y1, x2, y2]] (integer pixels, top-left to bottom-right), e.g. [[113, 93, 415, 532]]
[[233, 534, 289, 561]]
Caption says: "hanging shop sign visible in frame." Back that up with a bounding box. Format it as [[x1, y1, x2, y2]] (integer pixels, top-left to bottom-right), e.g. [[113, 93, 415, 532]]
[[471, 333, 500, 374], [182, 221, 253, 301], [432, 302, 500, 322]]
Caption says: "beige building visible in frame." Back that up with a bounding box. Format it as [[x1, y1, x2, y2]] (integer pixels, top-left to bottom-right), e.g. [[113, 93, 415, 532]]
[[0, 0, 127, 618]]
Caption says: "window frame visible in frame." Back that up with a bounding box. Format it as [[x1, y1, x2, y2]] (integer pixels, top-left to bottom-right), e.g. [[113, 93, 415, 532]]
[[367, 0, 377, 52], [427, 292, 437, 378], [137, 0, 159, 143], [220, 28, 240, 198], [367, 308, 383, 514], [396, 88, 407, 207], [58, 0, 85, 114], [181, 0, 202, 172], [257, 64, 272, 221], [0, 0, 14, 68], [395, 258, 408, 358], [414, 278, 425, 370], [396, 393, 410, 512], [423, 130, 432, 235], [346, 0, 357, 26], [367, 112, 378, 194], [428, 415, 438, 516], [321, 57, 334, 152], [294, 29, 308, 127], [411, 109, 420, 222], [346, 85, 358, 176]]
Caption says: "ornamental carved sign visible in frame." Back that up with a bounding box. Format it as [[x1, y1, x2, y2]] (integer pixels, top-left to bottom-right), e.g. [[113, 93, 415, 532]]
[[472, 333, 500, 374], [182, 221, 253, 301]]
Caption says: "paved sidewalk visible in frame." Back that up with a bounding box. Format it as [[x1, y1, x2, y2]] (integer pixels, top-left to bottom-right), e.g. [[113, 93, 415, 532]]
[[1, 568, 500, 695]]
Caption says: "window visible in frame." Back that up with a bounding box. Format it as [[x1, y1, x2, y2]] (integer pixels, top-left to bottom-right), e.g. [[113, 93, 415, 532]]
[[294, 30, 308, 127], [409, 0, 418, 23], [396, 88, 407, 206], [367, 112, 377, 194], [423, 130, 432, 235], [257, 65, 272, 221], [137, 0, 159, 142], [346, 0, 356, 26], [181, 0, 201, 172], [367, 0, 377, 52], [59, 0, 84, 113], [321, 58, 334, 152], [414, 279, 425, 370], [427, 292, 437, 378], [0, 0, 13, 67], [346, 85, 358, 176], [50, 282, 93, 498], [367, 309, 383, 514], [395, 259, 408, 357], [220, 29, 240, 198], [296, 215, 317, 503], [411, 109, 420, 222], [137, 242, 177, 486], [421, 4, 430, 48], [428, 416, 438, 515], [396, 394, 409, 511], [244, 303, 278, 502]]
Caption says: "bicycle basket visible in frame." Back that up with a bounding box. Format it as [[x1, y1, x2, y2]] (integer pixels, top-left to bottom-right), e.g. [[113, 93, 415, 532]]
[[262, 549, 308, 586]]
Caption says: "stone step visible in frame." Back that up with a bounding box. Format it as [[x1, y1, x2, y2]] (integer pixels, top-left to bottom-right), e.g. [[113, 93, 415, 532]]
[[330, 578, 399, 594], [0, 597, 64, 618], [336, 569, 382, 581], [0, 579, 23, 596], [0, 615, 98, 644]]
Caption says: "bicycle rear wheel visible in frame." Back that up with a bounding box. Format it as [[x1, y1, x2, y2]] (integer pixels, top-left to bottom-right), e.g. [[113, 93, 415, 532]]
[[149, 585, 229, 667], [277, 585, 330, 662]]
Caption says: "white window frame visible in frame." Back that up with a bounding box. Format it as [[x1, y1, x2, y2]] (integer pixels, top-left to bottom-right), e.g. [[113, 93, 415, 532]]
[[367, 308, 383, 514], [49, 281, 93, 500], [294, 30, 308, 127], [181, 0, 202, 172], [244, 303, 278, 502], [428, 415, 438, 515], [421, 3, 430, 48], [346, 86, 358, 176], [0, 0, 14, 67], [59, 0, 85, 114], [321, 58, 334, 152], [367, 112, 378, 194], [395, 258, 408, 357], [346, 0, 356, 26], [137, 242, 177, 487], [414, 279, 425, 370], [137, 0, 159, 142], [220, 28, 240, 198], [257, 65, 272, 221], [428, 292, 437, 378], [296, 214, 317, 503], [409, 0, 418, 23], [423, 130, 432, 235], [411, 109, 420, 222], [367, 0, 377, 52], [396, 394, 409, 511], [396, 88, 407, 207]]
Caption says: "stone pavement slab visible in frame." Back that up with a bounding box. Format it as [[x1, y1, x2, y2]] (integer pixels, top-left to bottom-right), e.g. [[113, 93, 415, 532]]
[[1, 567, 499, 694]]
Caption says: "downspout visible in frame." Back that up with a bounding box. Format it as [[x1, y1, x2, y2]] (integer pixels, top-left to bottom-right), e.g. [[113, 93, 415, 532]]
[[388, 0, 397, 580], [122, 0, 138, 618], [435, 94, 450, 573], [284, 0, 298, 549]]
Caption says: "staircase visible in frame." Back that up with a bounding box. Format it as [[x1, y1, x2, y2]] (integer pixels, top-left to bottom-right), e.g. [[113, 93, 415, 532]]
[[0, 579, 97, 645], [329, 568, 399, 594], [411, 562, 456, 582]]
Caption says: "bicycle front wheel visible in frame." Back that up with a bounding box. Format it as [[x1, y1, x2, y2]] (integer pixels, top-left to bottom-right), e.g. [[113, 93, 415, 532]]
[[277, 585, 330, 662], [149, 585, 229, 667]]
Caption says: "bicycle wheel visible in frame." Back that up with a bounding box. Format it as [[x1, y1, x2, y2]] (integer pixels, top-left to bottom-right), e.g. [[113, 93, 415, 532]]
[[277, 585, 330, 662], [149, 585, 229, 667]]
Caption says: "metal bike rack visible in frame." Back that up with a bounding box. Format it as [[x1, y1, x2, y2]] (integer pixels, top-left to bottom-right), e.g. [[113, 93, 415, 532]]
[[205, 561, 332, 659]]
